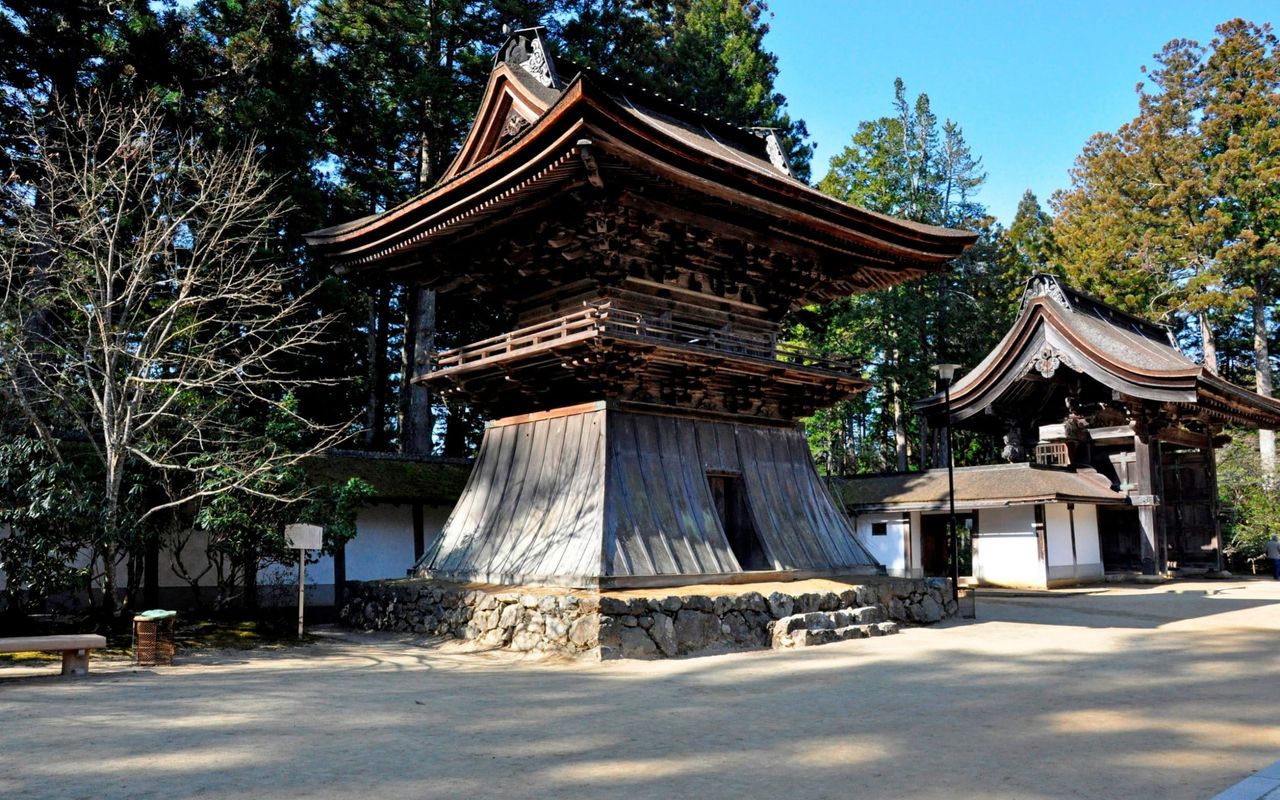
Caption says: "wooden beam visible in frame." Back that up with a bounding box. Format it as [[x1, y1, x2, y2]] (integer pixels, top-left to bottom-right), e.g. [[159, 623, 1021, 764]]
[[413, 503, 425, 562]]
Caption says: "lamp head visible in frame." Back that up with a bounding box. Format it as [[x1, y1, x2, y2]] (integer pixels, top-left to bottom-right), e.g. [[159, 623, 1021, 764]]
[[932, 363, 962, 383]]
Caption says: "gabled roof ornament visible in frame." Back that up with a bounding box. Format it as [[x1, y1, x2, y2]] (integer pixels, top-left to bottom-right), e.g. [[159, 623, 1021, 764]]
[[749, 127, 795, 178], [497, 25, 561, 90], [1021, 273, 1072, 313]]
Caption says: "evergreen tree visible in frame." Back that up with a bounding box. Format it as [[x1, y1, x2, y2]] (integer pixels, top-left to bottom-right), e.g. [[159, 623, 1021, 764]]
[[557, 0, 813, 180], [805, 78, 999, 474], [1200, 19, 1280, 473], [1006, 190, 1054, 274], [1051, 18, 1279, 471]]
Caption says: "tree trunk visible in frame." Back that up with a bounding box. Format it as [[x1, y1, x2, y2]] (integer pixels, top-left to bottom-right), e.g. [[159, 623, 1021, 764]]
[[890, 345, 908, 472], [98, 449, 125, 621], [1200, 309, 1218, 373], [363, 288, 391, 449], [241, 547, 258, 612], [1254, 294, 1275, 478], [443, 404, 467, 458], [400, 287, 436, 455], [363, 289, 380, 448], [892, 387, 908, 472]]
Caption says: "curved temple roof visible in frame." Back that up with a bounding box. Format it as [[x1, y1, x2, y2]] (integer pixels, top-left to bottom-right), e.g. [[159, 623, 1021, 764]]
[[916, 274, 1280, 430], [306, 28, 975, 301]]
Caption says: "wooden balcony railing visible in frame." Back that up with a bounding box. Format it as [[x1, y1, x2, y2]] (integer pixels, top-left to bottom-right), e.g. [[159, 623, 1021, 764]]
[[1034, 442, 1071, 467], [430, 301, 859, 375]]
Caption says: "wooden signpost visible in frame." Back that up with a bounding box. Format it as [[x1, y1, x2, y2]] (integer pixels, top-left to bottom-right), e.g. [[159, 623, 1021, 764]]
[[284, 524, 323, 638]]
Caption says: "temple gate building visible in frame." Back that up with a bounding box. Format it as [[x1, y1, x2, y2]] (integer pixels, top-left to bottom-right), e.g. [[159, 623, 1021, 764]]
[[307, 28, 975, 589], [837, 275, 1280, 588]]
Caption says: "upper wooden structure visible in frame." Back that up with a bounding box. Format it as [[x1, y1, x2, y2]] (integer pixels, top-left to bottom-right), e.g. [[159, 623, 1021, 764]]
[[308, 27, 976, 423], [914, 274, 1280, 574], [307, 29, 977, 587], [917, 274, 1280, 433]]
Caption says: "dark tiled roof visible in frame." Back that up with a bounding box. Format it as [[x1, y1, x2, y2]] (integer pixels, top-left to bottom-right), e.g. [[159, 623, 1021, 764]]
[[833, 463, 1127, 511]]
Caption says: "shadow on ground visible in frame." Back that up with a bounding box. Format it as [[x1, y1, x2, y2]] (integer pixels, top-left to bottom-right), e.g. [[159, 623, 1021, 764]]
[[2, 580, 1279, 800]]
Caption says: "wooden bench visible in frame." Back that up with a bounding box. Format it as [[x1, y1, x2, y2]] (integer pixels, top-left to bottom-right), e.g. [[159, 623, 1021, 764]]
[[0, 634, 108, 676]]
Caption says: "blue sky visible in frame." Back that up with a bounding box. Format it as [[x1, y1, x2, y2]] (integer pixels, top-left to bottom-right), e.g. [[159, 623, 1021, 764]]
[[764, 1, 1277, 225]]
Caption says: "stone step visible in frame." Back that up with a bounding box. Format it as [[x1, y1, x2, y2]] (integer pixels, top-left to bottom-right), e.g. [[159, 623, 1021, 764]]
[[777, 621, 899, 649], [770, 607, 895, 649]]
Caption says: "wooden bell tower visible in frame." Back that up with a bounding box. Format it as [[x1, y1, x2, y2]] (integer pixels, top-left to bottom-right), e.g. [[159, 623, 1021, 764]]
[[308, 29, 976, 587]]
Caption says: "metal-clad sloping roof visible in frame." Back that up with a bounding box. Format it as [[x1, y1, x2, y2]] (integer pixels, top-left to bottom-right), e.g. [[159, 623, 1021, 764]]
[[834, 463, 1127, 512], [417, 406, 879, 588], [420, 408, 607, 586]]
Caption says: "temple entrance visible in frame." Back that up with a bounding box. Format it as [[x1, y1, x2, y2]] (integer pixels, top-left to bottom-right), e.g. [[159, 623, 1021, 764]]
[[707, 473, 769, 570], [1098, 507, 1142, 571], [921, 513, 974, 578], [1160, 448, 1218, 568]]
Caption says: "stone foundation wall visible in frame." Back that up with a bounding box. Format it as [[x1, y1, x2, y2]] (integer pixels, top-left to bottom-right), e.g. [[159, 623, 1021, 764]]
[[339, 576, 954, 659], [340, 584, 602, 656]]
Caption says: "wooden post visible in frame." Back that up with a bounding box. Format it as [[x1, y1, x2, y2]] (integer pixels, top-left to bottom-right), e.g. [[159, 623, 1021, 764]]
[[1067, 502, 1079, 581], [333, 542, 346, 611], [1132, 431, 1165, 575], [413, 502, 425, 562], [1034, 504, 1047, 586], [297, 550, 306, 639]]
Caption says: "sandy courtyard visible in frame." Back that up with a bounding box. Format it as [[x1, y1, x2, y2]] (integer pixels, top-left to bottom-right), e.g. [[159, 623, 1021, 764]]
[[3, 580, 1280, 799]]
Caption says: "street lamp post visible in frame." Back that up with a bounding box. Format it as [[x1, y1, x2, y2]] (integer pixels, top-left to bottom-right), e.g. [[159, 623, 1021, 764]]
[[932, 363, 962, 609]]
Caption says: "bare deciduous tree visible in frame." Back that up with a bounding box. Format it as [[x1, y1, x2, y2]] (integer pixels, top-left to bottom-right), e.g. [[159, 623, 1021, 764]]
[[0, 95, 348, 616]]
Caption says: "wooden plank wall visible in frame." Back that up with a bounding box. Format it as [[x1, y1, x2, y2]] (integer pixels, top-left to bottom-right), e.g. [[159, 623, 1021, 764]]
[[419, 407, 879, 586]]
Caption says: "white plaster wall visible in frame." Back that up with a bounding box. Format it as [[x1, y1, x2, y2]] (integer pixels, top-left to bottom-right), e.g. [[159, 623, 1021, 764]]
[[345, 504, 414, 581], [258, 502, 451, 593], [3, 503, 457, 607], [855, 513, 909, 575], [1073, 504, 1102, 566], [972, 505, 1042, 588], [1044, 502, 1104, 583], [1044, 503, 1103, 569], [1044, 503, 1075, 568]]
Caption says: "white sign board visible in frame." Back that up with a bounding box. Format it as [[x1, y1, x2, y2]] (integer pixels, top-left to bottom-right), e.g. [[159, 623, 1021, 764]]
[[284, 523, 323, 550]]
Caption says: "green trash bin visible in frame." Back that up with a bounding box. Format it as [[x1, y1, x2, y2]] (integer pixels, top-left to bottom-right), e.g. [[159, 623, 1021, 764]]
[[133, 610, 177, 666]]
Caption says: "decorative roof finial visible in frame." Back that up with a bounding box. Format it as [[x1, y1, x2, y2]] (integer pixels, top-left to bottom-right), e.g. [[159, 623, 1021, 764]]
[[748, 127, 795, 178], [496, 26, 560, 90], [1021, 273, 1072, 313]]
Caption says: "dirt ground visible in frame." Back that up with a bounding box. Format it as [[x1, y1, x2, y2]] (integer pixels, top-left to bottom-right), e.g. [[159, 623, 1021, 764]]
[[3, 579, 1280, 800]]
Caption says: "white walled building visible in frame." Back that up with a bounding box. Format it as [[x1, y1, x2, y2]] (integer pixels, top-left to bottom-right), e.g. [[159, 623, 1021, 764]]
[[258, 451, 471, 608], [1, 451, 472, 613], [837, 463, 1125, 589]]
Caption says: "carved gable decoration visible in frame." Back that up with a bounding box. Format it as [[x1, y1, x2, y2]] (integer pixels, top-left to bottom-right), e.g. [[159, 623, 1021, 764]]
[[433, 28, 567, 183], [750, 127, 795, 178], [499, 27, 560, 90], [1026, 344, 1078, 379], [1020, 273, 1072, 314]]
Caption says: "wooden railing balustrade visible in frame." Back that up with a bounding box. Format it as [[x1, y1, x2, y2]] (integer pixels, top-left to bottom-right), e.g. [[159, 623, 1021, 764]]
[[430, 301, 859, 375], [1034, 442, 1071, 467]]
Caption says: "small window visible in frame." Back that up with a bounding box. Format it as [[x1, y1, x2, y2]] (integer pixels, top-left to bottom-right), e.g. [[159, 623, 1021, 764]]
[[871, 521, 888, 537]]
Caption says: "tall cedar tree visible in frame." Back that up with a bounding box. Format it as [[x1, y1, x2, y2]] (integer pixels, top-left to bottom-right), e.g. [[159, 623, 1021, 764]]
[[1052, 19, 1279, 472], [557, 0, 813, 180], [807, 79, 1004, 474]]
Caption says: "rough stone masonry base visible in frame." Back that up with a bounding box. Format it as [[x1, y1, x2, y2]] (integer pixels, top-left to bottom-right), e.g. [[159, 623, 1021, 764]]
[[339, 577, 956, 659]]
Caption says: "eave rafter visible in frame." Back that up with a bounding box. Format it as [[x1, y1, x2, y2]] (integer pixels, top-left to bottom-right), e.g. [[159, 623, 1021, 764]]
[[306, 69, 975, 295]]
